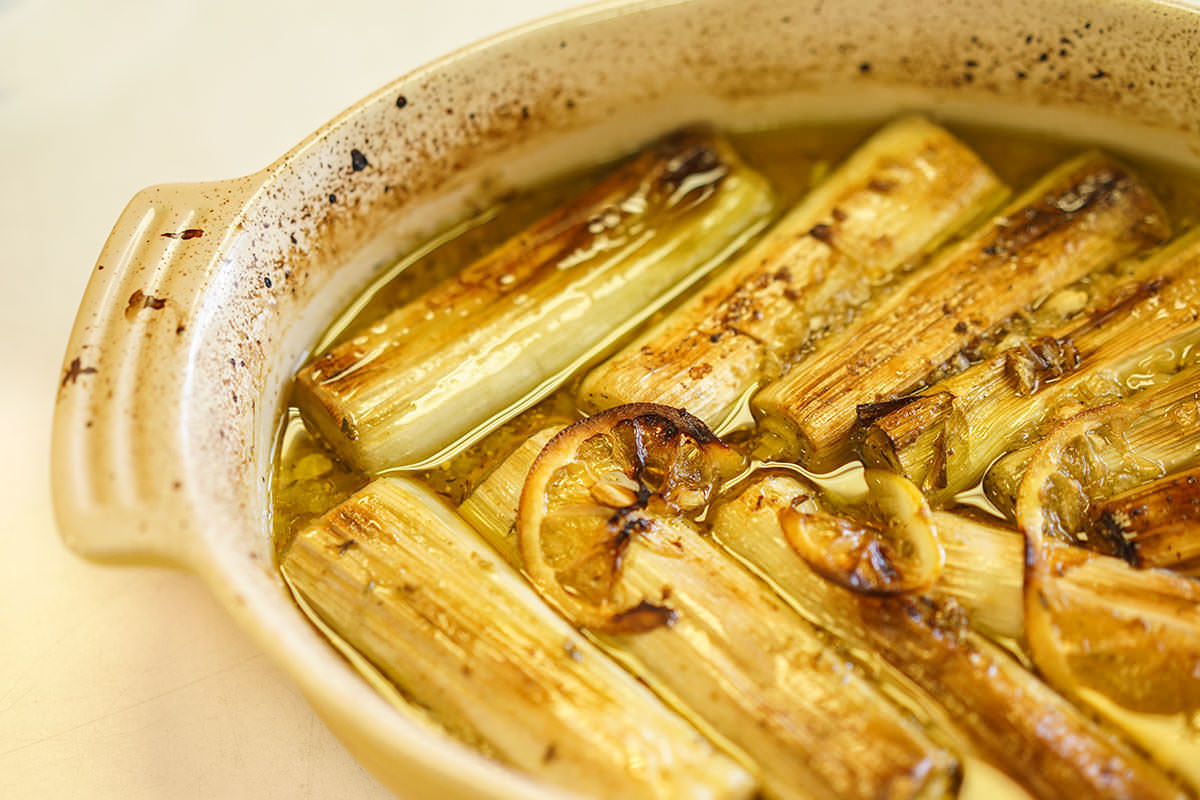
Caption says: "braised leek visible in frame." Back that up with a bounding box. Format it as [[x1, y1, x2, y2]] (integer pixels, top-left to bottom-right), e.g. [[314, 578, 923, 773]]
[[458, 425, 563, 566], [930, 510, 1025, 641], [862, 227, 1200, 500], [984, 360, 1200, 519], [1090, 467, 1200, 572], [710, 473, 1185, 800], [295, 130, 773, 471]]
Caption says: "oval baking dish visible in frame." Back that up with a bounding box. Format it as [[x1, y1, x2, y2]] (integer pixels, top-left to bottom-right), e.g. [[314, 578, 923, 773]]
[[52, 0, 1200, 797]]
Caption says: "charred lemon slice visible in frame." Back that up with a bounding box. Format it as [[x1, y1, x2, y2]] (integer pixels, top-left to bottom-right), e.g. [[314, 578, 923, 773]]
[[778, 470, 944, 595], [517, 403, 746, 633]]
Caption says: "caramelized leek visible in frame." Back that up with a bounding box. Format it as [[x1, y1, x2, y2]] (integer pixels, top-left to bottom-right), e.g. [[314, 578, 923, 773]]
[[577, 116, 1006, 428], [280, 477, 755, 800], [710, 473, 1185, 800], [295, 131, 773, 471], [1090, 467, 1200, 572], [754, 151, 1169, 470], [862, 227, 1200, 500], [461, 429, 955, 800]]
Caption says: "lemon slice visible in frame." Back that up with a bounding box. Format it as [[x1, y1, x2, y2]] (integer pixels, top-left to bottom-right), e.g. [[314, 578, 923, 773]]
[[517, 403, 746, 633], [1015, 403, 1144, 548], [778, 469, 944, 595]]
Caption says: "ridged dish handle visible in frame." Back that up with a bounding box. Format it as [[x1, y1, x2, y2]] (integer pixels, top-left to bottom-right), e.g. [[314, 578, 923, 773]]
[[52, 175, 263, 569]]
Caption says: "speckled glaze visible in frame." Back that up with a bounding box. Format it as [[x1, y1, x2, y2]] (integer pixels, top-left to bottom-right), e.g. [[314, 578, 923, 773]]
[[52, 0, 1200, 797]]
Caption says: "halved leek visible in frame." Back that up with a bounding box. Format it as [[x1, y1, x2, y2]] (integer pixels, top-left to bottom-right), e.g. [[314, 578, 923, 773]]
[[578, 116, 1006, 429], [754, 151, 1170, 470], [461, 429, 955, 800], [861, 227, 1200, 500], [710, 472, 1186, 800], [280, 476, 756, 800], [295, 130, 774, 471]]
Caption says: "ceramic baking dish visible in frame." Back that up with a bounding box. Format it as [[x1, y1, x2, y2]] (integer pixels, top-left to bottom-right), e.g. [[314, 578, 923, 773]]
[[52, 0, 1200, 797]]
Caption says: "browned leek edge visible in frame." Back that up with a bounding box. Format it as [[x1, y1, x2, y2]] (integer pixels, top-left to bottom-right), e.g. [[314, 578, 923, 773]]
[[709, 473, 1186, 800], [1090, 467, 1200, 572], [861, 227, 1200, 501], [280, 476, 756, 800], [293, 128, 774, 473], [983, 361, 1200, 519], [753, 150, 1170, 472], [577, 115, 1007, 429], [461, 429, 955, 800]]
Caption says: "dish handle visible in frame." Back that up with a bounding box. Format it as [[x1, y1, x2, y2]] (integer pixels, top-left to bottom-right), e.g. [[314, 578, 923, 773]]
[[52, 175, 264, 570]]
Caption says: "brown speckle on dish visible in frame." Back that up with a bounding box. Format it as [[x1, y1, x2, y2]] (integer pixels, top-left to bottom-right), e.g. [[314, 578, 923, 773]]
[[61, 357, 98, 387], [161, 228, 204, 240], [125, 289, 168, 320]]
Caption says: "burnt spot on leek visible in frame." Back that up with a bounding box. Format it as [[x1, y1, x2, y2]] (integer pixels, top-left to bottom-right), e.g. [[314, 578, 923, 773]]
[[1090, 468, 1200, 573]]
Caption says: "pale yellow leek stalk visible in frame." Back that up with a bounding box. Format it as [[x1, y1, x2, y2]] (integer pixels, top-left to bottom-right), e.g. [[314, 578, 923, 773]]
[[282, 476, 756, 800], [296, 130, 773, 471]]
